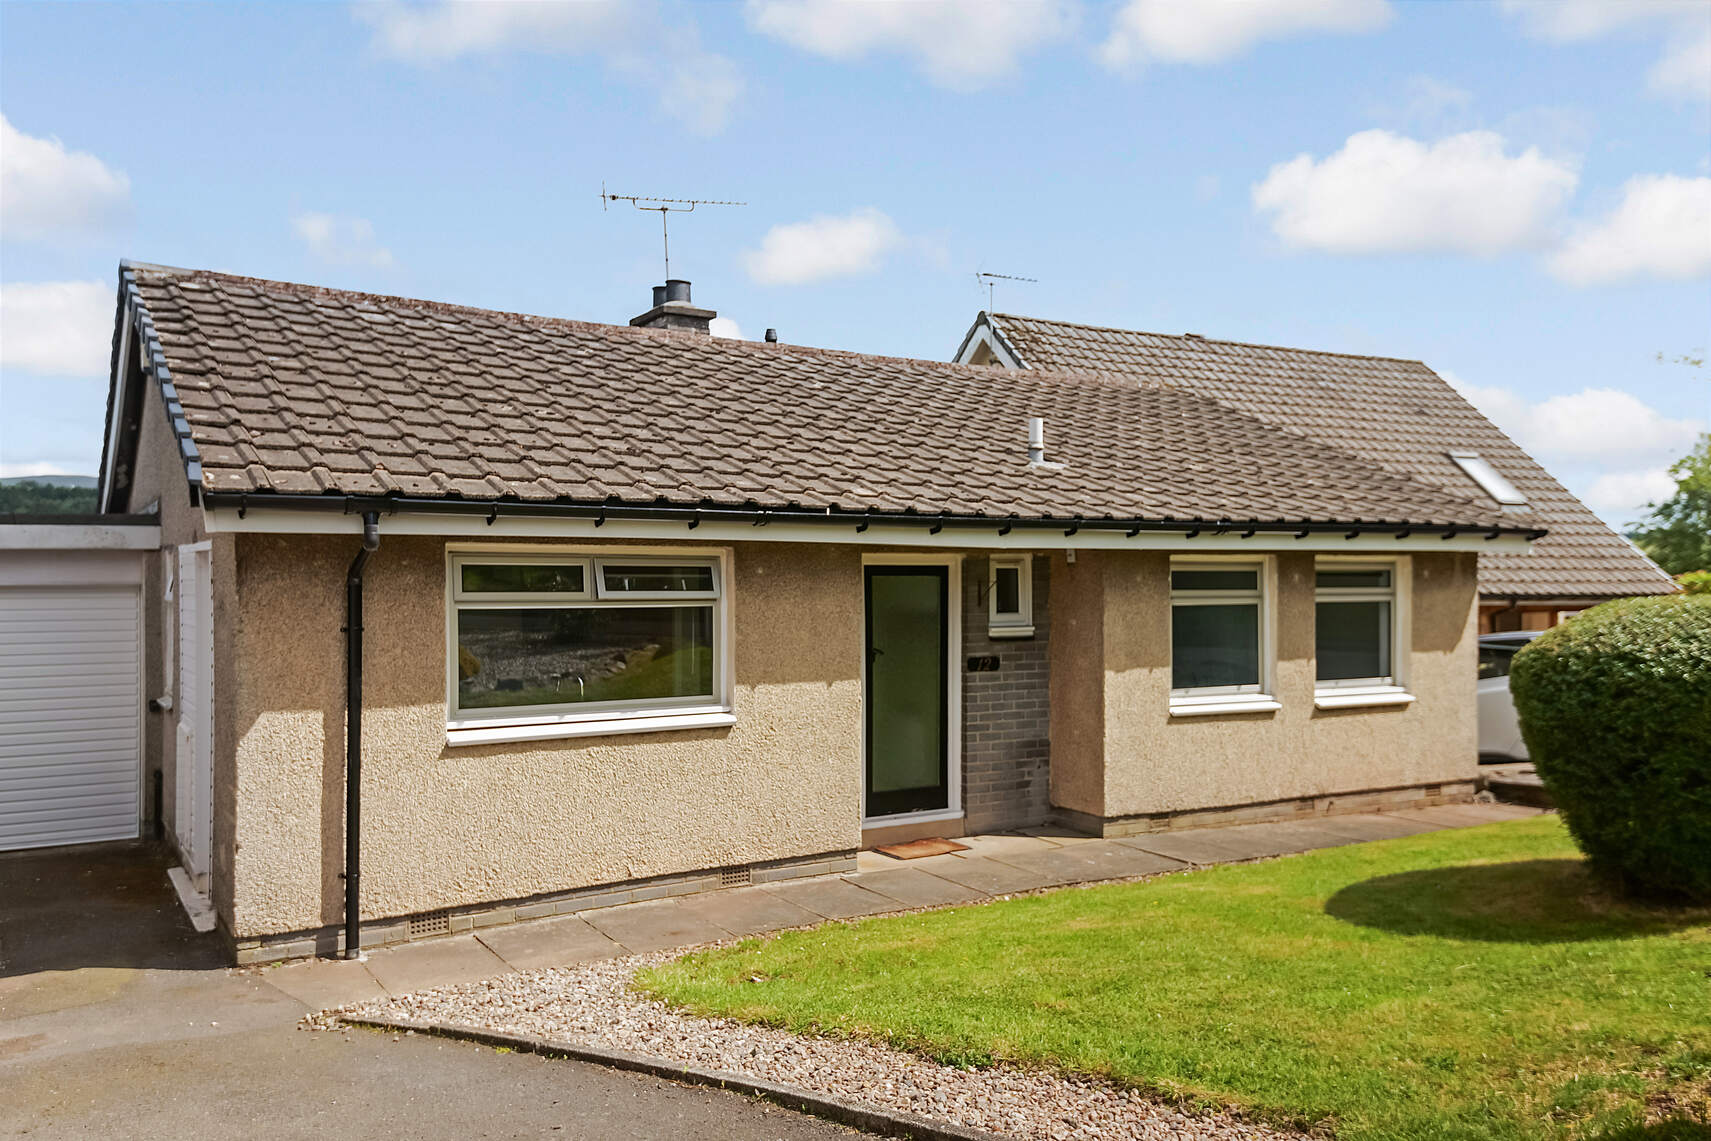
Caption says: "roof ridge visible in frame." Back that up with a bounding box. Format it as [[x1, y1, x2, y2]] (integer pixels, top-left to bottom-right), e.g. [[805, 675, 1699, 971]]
[[990, 311, 1429, 367], [130, 261, 1155, 389]]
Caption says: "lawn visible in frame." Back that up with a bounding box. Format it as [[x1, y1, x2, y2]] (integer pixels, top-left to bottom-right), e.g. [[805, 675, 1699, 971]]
[[639, 817, 1711, 1141]]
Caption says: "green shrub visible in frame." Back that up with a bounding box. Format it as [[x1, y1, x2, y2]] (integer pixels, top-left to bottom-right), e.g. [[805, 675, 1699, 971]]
[[1509, 594, 1711, 901]]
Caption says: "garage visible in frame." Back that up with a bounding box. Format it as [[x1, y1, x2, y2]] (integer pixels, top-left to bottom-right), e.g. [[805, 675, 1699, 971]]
[[0, 521, 158, 851]]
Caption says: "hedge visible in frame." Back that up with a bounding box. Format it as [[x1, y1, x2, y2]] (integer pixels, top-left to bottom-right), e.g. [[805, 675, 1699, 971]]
[[1509, 594, 1711, 902]]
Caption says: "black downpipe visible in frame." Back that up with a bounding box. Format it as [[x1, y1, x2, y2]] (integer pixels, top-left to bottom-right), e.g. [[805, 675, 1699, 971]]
[[343, 511, 380, 959]]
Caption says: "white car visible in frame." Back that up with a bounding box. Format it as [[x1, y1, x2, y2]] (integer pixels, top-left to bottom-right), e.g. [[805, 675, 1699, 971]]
[[1477, 631, 1542, 761]]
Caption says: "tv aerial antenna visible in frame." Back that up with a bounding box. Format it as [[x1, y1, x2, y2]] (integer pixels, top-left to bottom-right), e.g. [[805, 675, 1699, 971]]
[[602, 183, 746, 280], [976, 271, 1038, 310]]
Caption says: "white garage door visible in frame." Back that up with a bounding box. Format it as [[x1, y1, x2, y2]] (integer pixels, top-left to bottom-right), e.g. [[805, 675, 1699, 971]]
[[0, 587, 142, 850]]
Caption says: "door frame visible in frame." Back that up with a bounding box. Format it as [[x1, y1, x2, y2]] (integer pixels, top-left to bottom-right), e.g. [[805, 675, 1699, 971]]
[[860, 553, 962, 827]]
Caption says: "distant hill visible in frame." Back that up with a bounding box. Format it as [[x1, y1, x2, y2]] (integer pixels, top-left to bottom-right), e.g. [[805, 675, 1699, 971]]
[[0, 474, 97, 488], [0, 477, 100, 515]]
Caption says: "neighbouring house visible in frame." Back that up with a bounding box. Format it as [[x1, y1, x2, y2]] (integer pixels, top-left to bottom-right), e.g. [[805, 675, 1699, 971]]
[[18, 260, 1545, 963], [954, 313, 1677, 632]]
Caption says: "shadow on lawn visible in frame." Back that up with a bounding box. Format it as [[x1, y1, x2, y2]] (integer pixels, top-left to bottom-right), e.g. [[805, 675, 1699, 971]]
[[1325, 859, 1710, 943], [1585, 1119, 1711, 1141]]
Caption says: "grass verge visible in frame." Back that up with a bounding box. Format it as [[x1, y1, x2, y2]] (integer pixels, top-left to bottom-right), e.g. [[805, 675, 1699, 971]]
[[639, 817, 1710, 1140]]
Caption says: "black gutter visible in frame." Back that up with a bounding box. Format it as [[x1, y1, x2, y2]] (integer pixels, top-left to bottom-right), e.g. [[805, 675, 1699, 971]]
[[202, 490, 1547, 542], [343, 511, 380, 960]]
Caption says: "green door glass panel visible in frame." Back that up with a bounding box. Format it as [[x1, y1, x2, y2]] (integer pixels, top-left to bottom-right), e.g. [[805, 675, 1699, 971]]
[[865, 567, 948, 817]]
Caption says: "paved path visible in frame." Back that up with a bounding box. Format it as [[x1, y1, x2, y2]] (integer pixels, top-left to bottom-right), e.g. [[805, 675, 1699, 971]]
[[0, 844, 854, 1141], [264, 803, 1545, 1009]]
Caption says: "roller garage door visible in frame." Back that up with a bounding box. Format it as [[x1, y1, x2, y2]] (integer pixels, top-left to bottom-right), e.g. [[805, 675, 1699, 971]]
[[0, 587, 142, 850]]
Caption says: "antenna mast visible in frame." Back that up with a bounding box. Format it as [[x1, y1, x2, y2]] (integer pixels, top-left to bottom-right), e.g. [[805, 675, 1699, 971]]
[[976, 271, 1039, 311], [603, 183, 746, 279]]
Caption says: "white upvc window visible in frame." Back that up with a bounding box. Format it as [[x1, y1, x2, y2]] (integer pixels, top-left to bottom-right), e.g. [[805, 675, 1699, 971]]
[[988, 555, 1034, 638], [445, 549, 733, 745], [1168, 558, 1280, 716], [1313, 557, 1414, 710]]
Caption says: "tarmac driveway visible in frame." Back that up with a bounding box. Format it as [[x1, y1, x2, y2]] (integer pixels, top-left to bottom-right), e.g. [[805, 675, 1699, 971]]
[[0, 841, 854, 1140]]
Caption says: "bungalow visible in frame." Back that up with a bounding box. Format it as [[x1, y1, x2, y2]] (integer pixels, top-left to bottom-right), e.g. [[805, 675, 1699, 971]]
[[72, 261, 1542, 962], [954, 313, 1677, 631]]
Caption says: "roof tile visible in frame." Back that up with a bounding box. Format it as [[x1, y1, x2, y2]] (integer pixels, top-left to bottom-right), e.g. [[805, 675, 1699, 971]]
[[130, 265, 1525, 537]]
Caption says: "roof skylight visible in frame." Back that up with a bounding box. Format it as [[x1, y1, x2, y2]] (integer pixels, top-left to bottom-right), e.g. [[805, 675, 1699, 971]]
[[1448, 450, 1527, 506]]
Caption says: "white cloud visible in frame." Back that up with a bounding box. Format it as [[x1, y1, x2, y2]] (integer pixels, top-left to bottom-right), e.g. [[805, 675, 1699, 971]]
[[1499, 0, 1687, 41], [1251, 129, 1578, 255], [1549, 175, 1711, 285], [746, 0, 1074, 90], [292, 212, 395, 268], [1582, 467, 1680, 525], [1100, 0, 1390, 71], [0, 114, 131, 243], [743, 208, 903, 286], [1446, 371, 1705, 528], [1528, 387, 1705, 461], [1449, 375, 1704, 462], [1502, 0, 1711, 103], [0, 280, 113, 377], [0, 461, 86, 479], [708, 316, 744, 340], [359, 0, 742, 133]]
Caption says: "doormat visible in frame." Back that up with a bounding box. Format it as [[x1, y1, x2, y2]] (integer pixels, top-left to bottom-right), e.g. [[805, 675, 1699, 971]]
[[873, 837, 970, 860]]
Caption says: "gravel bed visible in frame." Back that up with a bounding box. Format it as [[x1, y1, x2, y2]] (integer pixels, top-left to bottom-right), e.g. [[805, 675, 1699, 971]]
[[310, 951, 1305, 1141]]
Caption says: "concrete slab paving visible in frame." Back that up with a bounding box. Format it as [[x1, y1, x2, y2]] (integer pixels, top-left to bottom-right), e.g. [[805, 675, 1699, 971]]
[[854, 849, 894, 873], [1306, 814, 1447, 843], [1202, 820, 1355, 859], [1394, 804, 1532, 829], [362, 934, 512, 994], [846, 866, 985, 910], [675, 886, 823, 937], [994, 841, 1188, 886], [761, 877, 900, 921], [922, 853, 1058, 896], [1115, 831, 1257, 866], [475, 915, 626, 969], [581, 899, 734, 954], [1014, 826, 1098, 846], [262, 956, 386, 1009], [953, 832, 1062, 859]]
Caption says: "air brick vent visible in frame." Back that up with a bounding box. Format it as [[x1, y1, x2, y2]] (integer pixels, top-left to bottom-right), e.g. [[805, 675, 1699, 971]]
[[719, 866, 752, 888], [408, 910, 451, 938]]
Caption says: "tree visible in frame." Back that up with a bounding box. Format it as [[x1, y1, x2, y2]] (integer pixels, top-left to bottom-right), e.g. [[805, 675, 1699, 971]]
[[1628, 433, 1711, 576], [0, 480, 98, 515]]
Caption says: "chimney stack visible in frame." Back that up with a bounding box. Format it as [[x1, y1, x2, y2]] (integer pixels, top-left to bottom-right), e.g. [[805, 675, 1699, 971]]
[[632, 279, 715, 334]]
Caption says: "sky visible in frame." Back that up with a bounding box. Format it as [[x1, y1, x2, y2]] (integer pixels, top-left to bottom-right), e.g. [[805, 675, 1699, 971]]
[[2, 0, 1707, 529]]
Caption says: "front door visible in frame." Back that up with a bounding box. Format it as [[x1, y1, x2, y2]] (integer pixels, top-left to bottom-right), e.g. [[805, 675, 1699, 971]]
[[864, 565, 950, 818]]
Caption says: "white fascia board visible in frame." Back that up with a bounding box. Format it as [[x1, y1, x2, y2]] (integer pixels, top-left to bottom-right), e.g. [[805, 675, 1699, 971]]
[[953, 318, 1026, 369], [0, 523, 162, 550], [208, 507, 1535, 554]]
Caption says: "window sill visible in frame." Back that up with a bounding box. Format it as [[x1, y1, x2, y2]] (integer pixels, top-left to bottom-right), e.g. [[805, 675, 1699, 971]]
[[1314, 687, 1415, 710], [446, 710, 737, 747], [1168, 694, 1282, 718], [987, 625, 1035, 640]]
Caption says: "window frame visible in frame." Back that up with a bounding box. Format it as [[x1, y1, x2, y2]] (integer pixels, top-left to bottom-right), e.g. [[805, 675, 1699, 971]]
[[987, 555, 1035, 639], [444, 546, 734, 745], [1448, 450, 1528, 506], [1312, 555, 1414, 709], [1168, 556, 1280, 716]]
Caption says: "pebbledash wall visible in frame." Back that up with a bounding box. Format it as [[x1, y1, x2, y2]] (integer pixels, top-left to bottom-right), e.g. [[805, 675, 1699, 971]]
[[961, 554, 1052, 833], [223, 533, 866, 946], [1049, 549, 1480, 835], [199, 531, 1476, 956], [220, 539, 1062, 949]]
